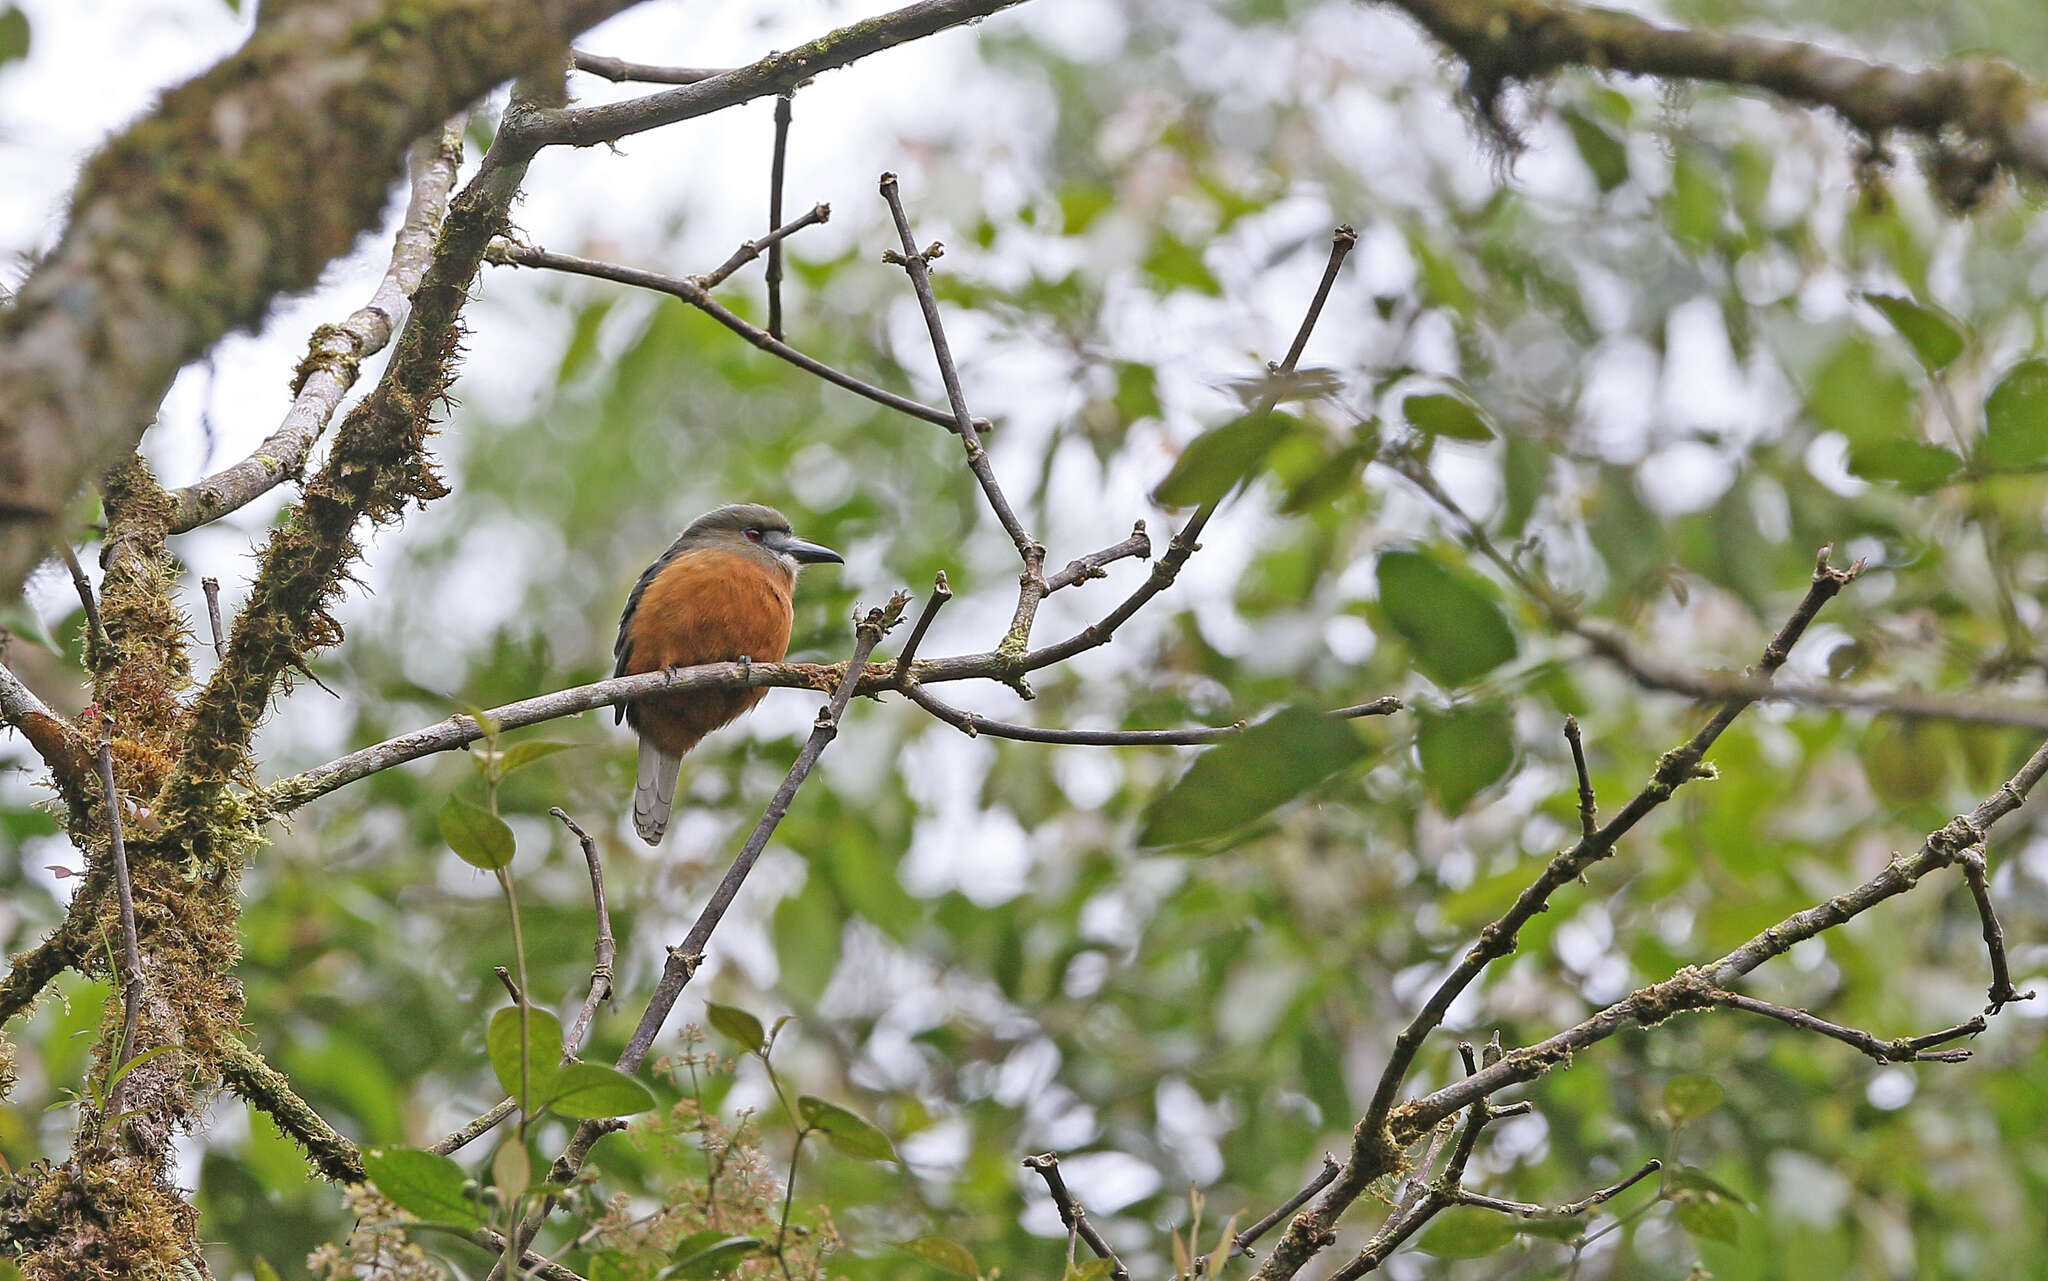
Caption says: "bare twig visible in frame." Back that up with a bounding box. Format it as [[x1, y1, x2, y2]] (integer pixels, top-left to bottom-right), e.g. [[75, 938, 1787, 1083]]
[[200, 577, 226, 661], [59, 543, 110, 665], [1563, 714, 1596, 837], [1452, 1160, 1662, 1219], [1046, 523, 1151, 593], [1232, 1156, 1340, 1258], [93, 740, 144, 1113], [432, 1098, 518, 1157], [1956, 849, 2032, 1013], [1023, 1153, 1130, 1281], [1708, 990, 1985, 1063], [553, 807, 617, 1049], [698, 203, 831, 291], [166, 120, 467, 533], [905, 684, 1400, 745], [768, 94, 793, 340], [1027, 226, 1355, 672], [895, 571, 953, 677], [570, 50, 729, 84], [492, 241, 973, 434], [879, 172, 1047, 650]]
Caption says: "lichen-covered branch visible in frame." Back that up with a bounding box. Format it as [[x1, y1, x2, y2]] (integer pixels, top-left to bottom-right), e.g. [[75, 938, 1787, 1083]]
[[165, 120, 467, 534], [1378, 0, 2048, 185], [216, 1037, 365, 1183]]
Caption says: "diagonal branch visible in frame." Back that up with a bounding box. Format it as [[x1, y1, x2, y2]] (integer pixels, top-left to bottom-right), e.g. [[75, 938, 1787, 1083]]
[[491, 241, 969, 434], [905, 684, 1400, 745], [0, 660, 95, 811], [487, 597, 907, 1274], [216, 1037, 365, 1183], [1023, 1152, 1130, 1281], [167, 122, 467, 534], [1705, 990, 1985, 1064]]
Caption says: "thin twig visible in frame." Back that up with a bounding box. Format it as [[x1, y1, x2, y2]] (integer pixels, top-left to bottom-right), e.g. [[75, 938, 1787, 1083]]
[[1956, 848, 2031, 1013], [93, 740, 144, 1113], [1232, 1156, 1340, 1257], [1026, 226, 1356, 672], [1045, 524, 1151, 593], [1563, 715, 1596, 837], [200, 577, 226, 660], [879, 172, 1047, 650], [1709, 989, 1985, 1063], [767, 94, 793, 339], [1023, 1153, 1130, 1281], [698, 203, 831, 291], [554, 806, 618, 1047], [895, 571, 952, 678], [906, 684, 1399, 745], [492, 241, 974, 434], [569, 49, 729, 84], [1451, 1160, 1662, 1219], [58, 543, 109, 662]]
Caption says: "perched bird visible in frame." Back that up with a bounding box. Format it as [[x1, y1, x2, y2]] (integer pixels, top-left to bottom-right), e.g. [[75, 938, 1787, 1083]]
[[614, 503, 842, 844]]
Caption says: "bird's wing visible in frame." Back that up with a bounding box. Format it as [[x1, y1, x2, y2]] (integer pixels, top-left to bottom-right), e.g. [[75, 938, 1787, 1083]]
[[613, 532, 690, 725]]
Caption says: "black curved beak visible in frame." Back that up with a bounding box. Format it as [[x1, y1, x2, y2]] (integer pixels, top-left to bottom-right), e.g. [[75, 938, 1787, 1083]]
[[765, 530, 843, 565]]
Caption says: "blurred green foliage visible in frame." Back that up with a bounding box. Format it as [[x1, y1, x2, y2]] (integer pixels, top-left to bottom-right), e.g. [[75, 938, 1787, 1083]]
[[6, 0, 2048, 1278]]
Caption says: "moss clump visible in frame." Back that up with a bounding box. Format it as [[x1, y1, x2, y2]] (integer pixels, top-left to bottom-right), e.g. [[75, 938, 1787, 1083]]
[[3, 1156, 200, 1281]]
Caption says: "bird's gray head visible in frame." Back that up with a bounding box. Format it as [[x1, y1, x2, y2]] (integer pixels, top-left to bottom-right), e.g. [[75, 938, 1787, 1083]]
[[679, 503, 844, 574]]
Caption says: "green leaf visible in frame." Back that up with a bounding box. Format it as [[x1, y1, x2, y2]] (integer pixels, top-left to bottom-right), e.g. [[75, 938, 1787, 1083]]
[[0, 600, 61, 655], [1863, 293, 1965, 370], [487, 1006, 563, 1110], [1845, 438, 1962, 491], [545, 1061, 657, 1119], [252, 1260, 282, 1281], [1980, 358, 2048, 471], [1415, 1208, 1518, 1258], [705, 1003, 767, 1054], [1064, 1260, 1115, 1281], [1402, 392, 1493, 441], [0, 7, 28, 66], [1153, 412, 1298, 507], [1808, 337, 1912, 446], [1662, 1074, 1725, 1122], [1667, 1165, 1753, 1208], [439, 796, 514, 870], [498, 739, 582, 775], [1417, 704, 1515, 813], [1668, 151, 1721, 247], [1563, 106, 1628, 192], [1113, 361, 1161, 421], [663, 1233, 763, 1280], [895, 1236, 981, 1278], [1675, 1192, 1742, 1244], [588, 1251, 637, 1281], [1139, 707, 1378, 847], [797, 1096, 897, 1161], [1142, 230, 1223, 295], [108, 1043, 185, 1091], [1376, 550, 1519, 687], [361, 1147, 484, 1227]]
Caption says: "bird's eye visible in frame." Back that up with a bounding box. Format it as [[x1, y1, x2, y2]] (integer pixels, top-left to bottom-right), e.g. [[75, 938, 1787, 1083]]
[[745, 528, 763, 542]]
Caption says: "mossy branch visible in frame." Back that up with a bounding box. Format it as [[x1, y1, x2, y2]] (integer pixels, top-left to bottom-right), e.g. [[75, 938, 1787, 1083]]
[[1381, 0, 2048, 185], [215, 1038, 365, 1184]]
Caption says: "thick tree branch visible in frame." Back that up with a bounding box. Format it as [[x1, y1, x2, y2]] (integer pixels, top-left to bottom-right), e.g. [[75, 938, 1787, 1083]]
[[0, 660, 95, 809], [166, 121, 467, 534], [0, 0, 645, 603], [0, 914, 86, 1030], [1378, 0, 2048, 183]]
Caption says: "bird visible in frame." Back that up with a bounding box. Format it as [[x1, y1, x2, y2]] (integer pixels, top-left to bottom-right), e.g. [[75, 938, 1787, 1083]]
[[613, 503, 843, 844]]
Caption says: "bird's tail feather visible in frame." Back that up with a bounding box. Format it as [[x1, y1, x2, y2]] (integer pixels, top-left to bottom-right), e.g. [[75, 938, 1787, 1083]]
[[634, 739, 684, 845]]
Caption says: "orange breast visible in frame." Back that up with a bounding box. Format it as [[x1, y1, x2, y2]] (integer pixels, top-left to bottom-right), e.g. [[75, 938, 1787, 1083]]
[[624, 549, 795, 756]]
